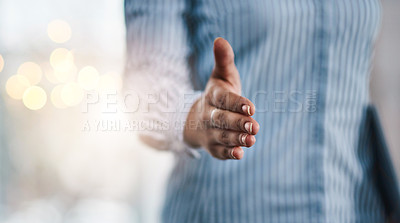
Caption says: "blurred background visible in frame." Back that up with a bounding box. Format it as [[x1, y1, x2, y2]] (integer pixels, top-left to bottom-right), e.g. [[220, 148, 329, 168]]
[[0, 0, 174, 223], [0, 0, 398, 223]]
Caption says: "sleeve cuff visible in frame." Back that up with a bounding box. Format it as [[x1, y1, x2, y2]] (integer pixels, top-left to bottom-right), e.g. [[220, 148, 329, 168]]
[[170, 90, 203, 159]]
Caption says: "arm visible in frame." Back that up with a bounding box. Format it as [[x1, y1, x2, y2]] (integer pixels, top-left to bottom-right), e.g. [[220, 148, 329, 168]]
[[124, 1, 260, 159], [124, 0, 199, 156]]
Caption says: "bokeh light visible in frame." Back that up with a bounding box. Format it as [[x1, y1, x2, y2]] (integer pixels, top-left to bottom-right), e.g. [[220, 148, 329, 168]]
[[44, 69, 60, 84], [22, 86, 47, 110], [5, 75, 31, 100], [50, 48, 75, 72], [47, 20, 72, 43], [97, 72, 122, 92], [17, 61, 43, 85], [0, 54, 4, 72], [61, 82, 84, 106], [51, 84, 68, 109], [54, 66, 78, 83], [78, 66, 99, 90], [0, 1, 175, 223]]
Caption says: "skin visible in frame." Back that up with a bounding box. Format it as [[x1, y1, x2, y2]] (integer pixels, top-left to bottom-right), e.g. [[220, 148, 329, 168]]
[[183, 37, 260, 160]]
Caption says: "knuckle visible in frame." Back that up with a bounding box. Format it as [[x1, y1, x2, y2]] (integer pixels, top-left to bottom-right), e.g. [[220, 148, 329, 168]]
[[216, 111, 225, 122], [217, 93, 227, 107], [236, 118, 244, 131], [232, 94, 241, 110], [236, 133, 243, 144], [222, 148, 230, 158], [220, 130, 229, 144]]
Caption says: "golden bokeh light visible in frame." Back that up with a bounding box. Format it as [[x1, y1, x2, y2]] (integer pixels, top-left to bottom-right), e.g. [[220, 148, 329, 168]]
[[61, 82, 84, 106], [51, 85, 67, 109], [54, 65, 77, 83], [5, 75, 31, 100], [45, 66, 77, 84], [17, 62, 42, 85], [41, 62, 59, 84], [22, 86, 47, 110], [44, 69, 59, 84], [47, 20, 72, 43], [0, 54, 4, 72], [78, 66, 99, 90], [50, 48, 74, 72], [97, 72, 122, 92]]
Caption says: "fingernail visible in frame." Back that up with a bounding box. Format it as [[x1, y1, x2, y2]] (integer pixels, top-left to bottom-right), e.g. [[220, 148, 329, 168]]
[[230, 149, 238, 159], [242, 105, 251, 116], [244, 122, 253, 134], [240, 134, 247, 146]]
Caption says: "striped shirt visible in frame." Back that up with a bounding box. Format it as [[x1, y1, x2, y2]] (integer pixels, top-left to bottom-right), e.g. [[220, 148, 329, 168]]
[[124, 0, 385, 222]]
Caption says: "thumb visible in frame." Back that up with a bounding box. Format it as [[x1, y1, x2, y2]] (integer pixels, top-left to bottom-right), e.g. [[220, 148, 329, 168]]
[[212, 37, 241, 91]]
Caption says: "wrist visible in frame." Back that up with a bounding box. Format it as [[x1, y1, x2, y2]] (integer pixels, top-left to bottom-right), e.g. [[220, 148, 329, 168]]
[[183, 98, 203, 148]]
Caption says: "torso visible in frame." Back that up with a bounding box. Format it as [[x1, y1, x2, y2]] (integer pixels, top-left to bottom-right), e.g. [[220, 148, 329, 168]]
[[163, 0, 384, 222]]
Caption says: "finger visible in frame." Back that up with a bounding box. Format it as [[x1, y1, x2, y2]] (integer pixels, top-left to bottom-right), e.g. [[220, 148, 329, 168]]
[[213, 37, 235, 75], [209, 87, 255, 116], [209, 145, 244, 160], [231, 147, 244, 159], [212, 37, 241, 92], [209, 128, 256, 147], [210, 108, 260, 134]]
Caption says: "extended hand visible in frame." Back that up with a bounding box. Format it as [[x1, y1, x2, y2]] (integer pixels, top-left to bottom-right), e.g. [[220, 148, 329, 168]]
[[183, 37, 260, 160]]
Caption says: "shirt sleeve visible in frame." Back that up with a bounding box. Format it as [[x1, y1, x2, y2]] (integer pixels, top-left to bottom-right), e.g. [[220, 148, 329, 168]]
[[123, 0, 202, 158]]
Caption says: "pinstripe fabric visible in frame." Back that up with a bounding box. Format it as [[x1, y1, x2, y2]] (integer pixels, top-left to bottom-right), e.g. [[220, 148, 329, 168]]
[[125, 0, 385, 222]]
